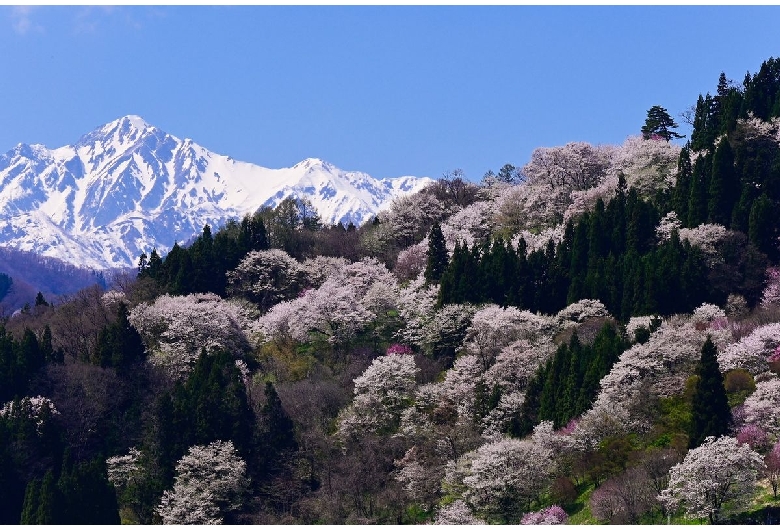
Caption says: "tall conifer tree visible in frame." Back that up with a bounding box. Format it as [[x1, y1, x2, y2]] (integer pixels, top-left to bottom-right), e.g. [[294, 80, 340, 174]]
[[424, 223, 448, 285], [688, 336, 731, 449]]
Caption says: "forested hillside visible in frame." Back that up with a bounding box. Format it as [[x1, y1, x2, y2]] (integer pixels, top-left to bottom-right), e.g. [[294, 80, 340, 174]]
[[2, 58, 780, 525]]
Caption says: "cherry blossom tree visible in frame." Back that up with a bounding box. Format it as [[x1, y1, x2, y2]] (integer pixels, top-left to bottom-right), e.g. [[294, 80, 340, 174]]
[[760, 267, 780, 308], [610, 135, 681, 197], [393, 242, 428, 283], [598, 317, 728, 402], [0, 395, 59, 434], [520, 505, 568, 525], [691, 303, 727, 324], [379, 191, 448, 249], [555, 299, 611, 327], [226, 249, 306, 311], [766, 442, 780, 499], [433, 499, 485, 525], [523, 142, 613, 199], [337, 354, 419, 439], [106, 447, 142, 497], [740, 377, 780, 435], [157, 440, 249, 525], [736, 424, 769, 451], [461, 305, 552, 370], [719, 322, 780, 375], [440, 200, 496, 252], [300, 255, 350, 288], [659, 435, 764, 523], [444, 437, 554, 521], [129, 293, 254, 379], [415, 303, 476, 360], [656, 212, 682, 242], [393, 275, 439, 348]]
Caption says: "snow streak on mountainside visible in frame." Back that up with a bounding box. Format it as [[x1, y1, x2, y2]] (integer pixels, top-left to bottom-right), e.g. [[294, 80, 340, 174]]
[[0, 116, 432, 270]]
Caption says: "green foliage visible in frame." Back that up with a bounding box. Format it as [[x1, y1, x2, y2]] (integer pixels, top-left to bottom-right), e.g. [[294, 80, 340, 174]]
[[518, 323, 628, 433], [724, 369, 756, 407], [94, 302, 145, 371], [16, 453, 119, 525], [259, 381, 297, 476], [688, 337, 731, 448], [0, 326, 46, 403], [642, 105, 684, 141], [438, 186, 716, 320], [424, 223, 448, 285], [138, 212, 270, 297]]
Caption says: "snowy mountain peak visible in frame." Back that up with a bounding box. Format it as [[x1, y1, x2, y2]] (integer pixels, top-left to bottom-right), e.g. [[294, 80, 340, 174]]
[[0, 117, 433, 270], [294, 157, 335, 172]]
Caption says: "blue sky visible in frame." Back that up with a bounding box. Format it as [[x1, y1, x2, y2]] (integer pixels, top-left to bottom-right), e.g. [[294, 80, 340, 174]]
[[2, 5, 779, 181]]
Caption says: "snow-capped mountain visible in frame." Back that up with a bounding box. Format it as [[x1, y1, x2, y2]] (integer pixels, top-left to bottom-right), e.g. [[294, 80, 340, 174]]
[[0, 116, 432, 270]]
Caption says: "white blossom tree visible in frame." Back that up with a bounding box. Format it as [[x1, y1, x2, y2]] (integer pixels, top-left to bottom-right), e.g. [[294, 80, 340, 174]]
[[106, 447, 142, 493], [157, 440, 249, 525], [719, 322, 780, 375], [300, 255, 350, 288], [761, 267, 780, 308], [444, 437, 554, 521], [555, 299, 611, 328], [0, 395, 59, 434], [609, 135, 681, 197], [433, 499, 486, 525], [659, 436, 764, 523], [129, 293, 254, 379], [461, 305, 545, 370], [440, 200, 496, 252], [337, 353, 419, 439], [226, 249, 306, 311]]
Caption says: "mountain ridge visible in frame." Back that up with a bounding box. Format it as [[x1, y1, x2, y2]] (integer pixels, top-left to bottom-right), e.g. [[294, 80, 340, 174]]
[[0, 116, 433, 270]]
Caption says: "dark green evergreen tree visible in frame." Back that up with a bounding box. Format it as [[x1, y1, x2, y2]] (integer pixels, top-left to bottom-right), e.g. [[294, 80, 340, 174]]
[[34, 292, 48, 308], [35, 469, 58, 524], [688, 336, 731, 449], [641, 105, 685, 141], [424, 223, 448, 285], [95, 302, 145, 370], [707, 138, 737, 225], [20, 477, 41, 524], [748, 193, 776, 260], [687, 155, 710, 227]]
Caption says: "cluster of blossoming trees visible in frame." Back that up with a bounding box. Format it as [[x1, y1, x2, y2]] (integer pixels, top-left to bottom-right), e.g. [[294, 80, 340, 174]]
[[3, 60, 780, 525]]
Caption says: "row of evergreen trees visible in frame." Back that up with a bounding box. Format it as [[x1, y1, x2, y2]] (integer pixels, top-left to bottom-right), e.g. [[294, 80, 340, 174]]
[[512, 323, 628, 436], [678, 59, 780, 260], [431, 181, 726, 320], [138, 212, 269, 297]]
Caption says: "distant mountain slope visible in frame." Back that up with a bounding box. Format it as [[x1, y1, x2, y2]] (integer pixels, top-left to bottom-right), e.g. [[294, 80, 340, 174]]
[[0, 116, 432, 269], [0, 246, 108, 313]]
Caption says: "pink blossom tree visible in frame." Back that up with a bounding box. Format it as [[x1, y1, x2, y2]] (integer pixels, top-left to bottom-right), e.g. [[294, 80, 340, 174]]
[[520, 505, 568, 525], [761, 267, 780, 308], [766, 442, 780, 499], [741, 377, 780, 435]]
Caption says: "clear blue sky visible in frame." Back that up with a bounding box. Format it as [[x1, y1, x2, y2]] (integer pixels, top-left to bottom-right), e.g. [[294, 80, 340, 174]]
[[2, 5, 779, 181]]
